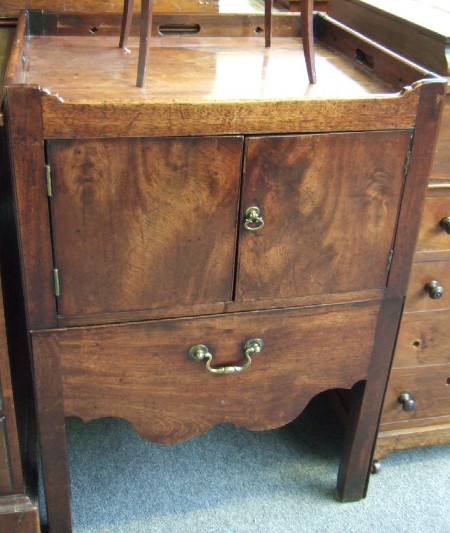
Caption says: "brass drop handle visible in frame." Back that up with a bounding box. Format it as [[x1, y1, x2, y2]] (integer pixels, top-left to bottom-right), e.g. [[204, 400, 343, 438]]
[[424, 280, 444, 299], [397, 392, 415, 412], [188, 338, 264, 375], [440, 217, 450, 234], [244, 206, 264, 232]]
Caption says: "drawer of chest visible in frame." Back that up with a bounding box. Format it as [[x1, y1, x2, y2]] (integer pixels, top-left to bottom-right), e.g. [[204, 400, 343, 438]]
[[393, 309, 450, 368], [31, 300, 380, 444], [416, 196, 450, 253], [381, 364, 450, 425], [404, 260, 450, 312]]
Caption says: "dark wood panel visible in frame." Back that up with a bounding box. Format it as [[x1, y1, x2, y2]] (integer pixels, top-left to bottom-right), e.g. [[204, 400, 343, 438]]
[[394, 309, 450, 368], [0, 419, 12, 493], [32, 300, 379, 445], [381, 364, 450, 424], [48, 136, 242, 319], [0, 262, 24, 495], [236, 131, 410, 302]]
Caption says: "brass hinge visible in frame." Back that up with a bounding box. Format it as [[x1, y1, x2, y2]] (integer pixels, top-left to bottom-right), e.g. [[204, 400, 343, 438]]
[[386, 249, 394, 273], [404, 149, 412, 177], [53, 268, 60, 297], [45, 164, 52, 197]]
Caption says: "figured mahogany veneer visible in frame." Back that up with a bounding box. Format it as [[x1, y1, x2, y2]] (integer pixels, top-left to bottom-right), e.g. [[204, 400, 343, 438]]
[[2, 10, 446, 532]]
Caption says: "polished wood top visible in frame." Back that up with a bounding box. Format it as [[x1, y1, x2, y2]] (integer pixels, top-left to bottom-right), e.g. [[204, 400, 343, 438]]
[[25, 35, 393, 102]]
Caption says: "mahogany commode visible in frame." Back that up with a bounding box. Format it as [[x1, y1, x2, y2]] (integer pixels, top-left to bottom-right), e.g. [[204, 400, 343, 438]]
[[2, 9, 446, 531]]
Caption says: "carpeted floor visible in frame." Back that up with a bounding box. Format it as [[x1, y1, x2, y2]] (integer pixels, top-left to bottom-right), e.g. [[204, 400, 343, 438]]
[[47, 393, 449, 532]]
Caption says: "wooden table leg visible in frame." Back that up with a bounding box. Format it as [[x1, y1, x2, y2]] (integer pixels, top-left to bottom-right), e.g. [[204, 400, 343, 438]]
[[301, 0, 316, 84], [32, 338, 72, 532], [265, 0, 273, 48], [119, 0, 134, 49], [137, 0, 154, 88], [337, 298, 403, 501]]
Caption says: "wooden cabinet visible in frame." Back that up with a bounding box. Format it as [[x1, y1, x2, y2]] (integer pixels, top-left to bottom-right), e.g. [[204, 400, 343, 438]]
[[2, 9, 445, 532], [328, 0, 450, 460]]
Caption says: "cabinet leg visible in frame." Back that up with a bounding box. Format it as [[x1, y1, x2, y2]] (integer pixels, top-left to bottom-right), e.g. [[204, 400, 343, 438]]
[[336, 298, 402, 502], [32, 338, 72, 532]]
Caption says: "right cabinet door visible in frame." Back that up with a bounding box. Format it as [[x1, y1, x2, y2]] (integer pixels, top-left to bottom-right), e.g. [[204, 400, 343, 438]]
[[236, 131, 412, 302]]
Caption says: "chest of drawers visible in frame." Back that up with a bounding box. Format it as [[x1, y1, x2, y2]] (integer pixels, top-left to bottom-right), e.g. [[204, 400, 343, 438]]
[[2, 9, 446, 531], [328, 0, 450, 461]]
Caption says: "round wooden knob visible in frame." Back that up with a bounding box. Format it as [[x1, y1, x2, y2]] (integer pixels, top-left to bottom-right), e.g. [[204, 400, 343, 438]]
[[424, 280, 444, 299], [440, 217, 450, 234], [397, 392, 415, 412]]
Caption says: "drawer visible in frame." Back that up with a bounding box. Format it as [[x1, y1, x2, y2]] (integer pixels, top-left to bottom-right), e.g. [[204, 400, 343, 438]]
[[404, 260, 450, 312], [393, 309, 450, 368], [31, 300, 380, 444], [416, 196, 450, 253], [381, 364, 450, 425]]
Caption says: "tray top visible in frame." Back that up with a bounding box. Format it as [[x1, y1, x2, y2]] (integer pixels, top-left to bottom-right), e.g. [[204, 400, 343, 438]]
[[24, 35, 394, 103]]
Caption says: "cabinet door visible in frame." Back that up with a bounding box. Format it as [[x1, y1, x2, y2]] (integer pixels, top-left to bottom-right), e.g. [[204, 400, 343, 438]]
[[236, 131, 411, 302], [47, 136, 243, 319]]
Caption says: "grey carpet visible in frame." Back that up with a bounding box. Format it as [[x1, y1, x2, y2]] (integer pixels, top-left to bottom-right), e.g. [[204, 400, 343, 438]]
[[51, 394, 449, 532]]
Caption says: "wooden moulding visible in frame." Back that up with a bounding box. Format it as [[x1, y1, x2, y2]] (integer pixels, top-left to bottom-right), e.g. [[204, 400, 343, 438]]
[[375, 422, 450, 460], [0, 495, 40, 533]]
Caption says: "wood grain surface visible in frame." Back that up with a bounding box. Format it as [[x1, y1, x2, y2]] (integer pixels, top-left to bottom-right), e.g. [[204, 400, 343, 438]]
[[32, 300, 379, 444], [393, 309, 450, 368], [236, 130, 410, 302], [375, 422, 450, 459], [381, 364, 450, 424], [47, 136, 243, 319], [4, 87, 57, 329]]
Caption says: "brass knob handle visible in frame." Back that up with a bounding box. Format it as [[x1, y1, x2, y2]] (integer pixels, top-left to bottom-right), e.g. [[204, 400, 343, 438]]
[[244, 206, 264, 232], [424, 280, 444, 299], [440, 217, 450, 234], [397, 392, 415, 412], [188, 338, 264, 375]]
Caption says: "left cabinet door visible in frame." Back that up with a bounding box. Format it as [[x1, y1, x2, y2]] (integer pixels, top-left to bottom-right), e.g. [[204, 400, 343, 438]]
[[47, 136, 243, 320]]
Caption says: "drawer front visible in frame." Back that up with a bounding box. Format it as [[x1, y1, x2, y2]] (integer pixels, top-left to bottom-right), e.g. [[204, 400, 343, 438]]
[[381, 364, 450, 424], [404, 260, 450, 312], [47, 136, 243, 319], [393, 309, 450, 368], [236, 130, 410, 302], [416, 195, 450, 253], [32, 300, 380, 444]]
